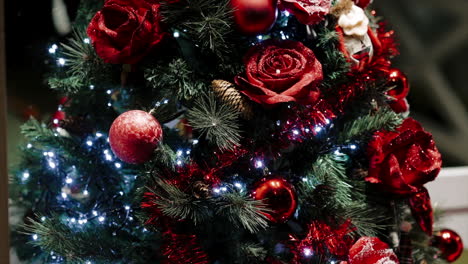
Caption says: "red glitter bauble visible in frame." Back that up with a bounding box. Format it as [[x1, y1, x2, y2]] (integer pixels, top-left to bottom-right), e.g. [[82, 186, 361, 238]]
[[109, 110, 162, 164], [433, 229, 464, 262], [252, 178, 297, 223], [231, 0, 278, 35]]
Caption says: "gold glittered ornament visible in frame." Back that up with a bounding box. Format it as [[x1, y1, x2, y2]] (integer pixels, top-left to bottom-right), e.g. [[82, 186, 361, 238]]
[[212, 80, 253, 119]]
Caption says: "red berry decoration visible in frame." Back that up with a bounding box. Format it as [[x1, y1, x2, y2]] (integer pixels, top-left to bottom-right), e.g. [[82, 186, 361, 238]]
[[231, 0, 278, 35], [109, 110, 163, 164], [252, 178, 297, 223], [433, 229, 464, 262]]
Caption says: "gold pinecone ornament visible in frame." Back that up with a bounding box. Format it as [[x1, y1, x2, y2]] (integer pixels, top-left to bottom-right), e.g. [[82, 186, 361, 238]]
[[212, 80, 253, 119]]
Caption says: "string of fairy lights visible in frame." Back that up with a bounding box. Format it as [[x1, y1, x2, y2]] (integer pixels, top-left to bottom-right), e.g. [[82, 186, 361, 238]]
[[18, 14, 363, 262]]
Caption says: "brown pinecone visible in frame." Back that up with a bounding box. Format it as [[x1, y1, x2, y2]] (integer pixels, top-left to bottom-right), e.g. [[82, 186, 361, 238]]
[[212, 80, 253, 119], [192, 181, 211, 199]]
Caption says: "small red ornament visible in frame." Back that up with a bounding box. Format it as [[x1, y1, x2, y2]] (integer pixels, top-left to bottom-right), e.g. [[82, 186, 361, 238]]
[[252, 178, 297, 223], [109, 110, 163, 164], [433, 229, 464, 262], [230, 0, 278, 35], [387, 68, 409, 100]]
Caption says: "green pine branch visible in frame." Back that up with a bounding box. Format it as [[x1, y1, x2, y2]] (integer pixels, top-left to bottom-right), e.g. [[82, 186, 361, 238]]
[[215, 192, 270, 233], [337, 107, 403, 144], [187, 93, 242, 150], [145, 178, 211, 225], [22, 216, 126, 262], [161, 0, 234, 57], [145, 58, 207, 100]]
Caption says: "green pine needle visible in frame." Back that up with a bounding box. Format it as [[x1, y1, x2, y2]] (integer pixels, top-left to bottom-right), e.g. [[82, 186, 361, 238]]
[[187, 93, 242, 150], [216, 192, 270, 233], [145, 178, 210, 224], [337, 108, 404, 144], [145, 58, 207, 100]]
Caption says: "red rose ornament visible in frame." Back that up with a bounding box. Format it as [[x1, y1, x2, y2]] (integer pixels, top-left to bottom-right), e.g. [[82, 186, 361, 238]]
[[366, 118, 442, 195], [235, 40, 323, 106], [87, 0, 165, 64]]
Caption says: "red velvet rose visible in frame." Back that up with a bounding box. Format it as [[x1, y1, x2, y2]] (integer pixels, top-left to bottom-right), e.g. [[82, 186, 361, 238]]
[[344, 237, 399, 264], [279, 0, 331, 25], [235, 40, 323, 106], [87, 0, 165, 64], [366, 118, 442, 195]]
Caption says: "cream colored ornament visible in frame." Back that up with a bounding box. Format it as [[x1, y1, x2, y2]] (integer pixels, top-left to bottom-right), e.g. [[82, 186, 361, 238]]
[[342, 32, 373, 65], [338, 4, 369, 37]]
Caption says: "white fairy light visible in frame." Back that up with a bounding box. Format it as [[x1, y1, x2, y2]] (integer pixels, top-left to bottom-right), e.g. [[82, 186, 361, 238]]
[[83, 38, 90, 44], [106, 89, 112, 95], [176, 150, 183, 157], [41, 216, 46, 221], [52, 44, 58, 50], [86, 140, 93, 146], [48, 48, 56, 54], [173, 31, 180, 38], [119, 191, 124, 196], [349, 144, 357, 150], [302, 177, 308, 182], [57, 58, 66, 66], [95, 132, 103, 138], [48, 160, 57, 169], [65, 178, 73, 184], [89, 84, 95, 90], [32, 234, 38, 240], [303, 248, 312, 257], [257, 35, 263, 40], [124, 205, 130, 211], [255, 160, 264, 168], [213, 188, 221, 194], [98, 216, 105, 222], [292, 129, 300, 135], [22, 171, 30, 180], [283, 11, 290, 17], [83, 190, 89, 196], [92, 210, 98, 216], [305, 128, 310, 133], [47, 152, 55, 157], [176, 160, 182, 166], [61, 192, 67, 199], [315, 126, 322, 133], [234, 182, 242, 189], [107, 102, 112, 107], [186, 150, 191, 155], [192, 139, 199, 145], [114, 162, 122, 169], [221, 187, 227, 192], [70, 218, 76, 223], [27, 143, 32, 148]]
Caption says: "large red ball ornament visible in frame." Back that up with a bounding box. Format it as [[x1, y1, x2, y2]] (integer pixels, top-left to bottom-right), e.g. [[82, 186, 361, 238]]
[[433, 229, 464, 262], [109, 110, 163, 164], [231, 0, 278, 35], [253, 178, 297, 223]]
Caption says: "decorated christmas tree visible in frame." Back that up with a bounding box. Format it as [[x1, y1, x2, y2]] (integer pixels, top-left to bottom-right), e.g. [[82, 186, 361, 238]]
[[10, 0, 464, 263]]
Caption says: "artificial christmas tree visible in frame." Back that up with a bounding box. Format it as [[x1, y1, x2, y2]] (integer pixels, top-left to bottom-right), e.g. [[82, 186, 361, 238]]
[[10, 0, 463, 263]]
